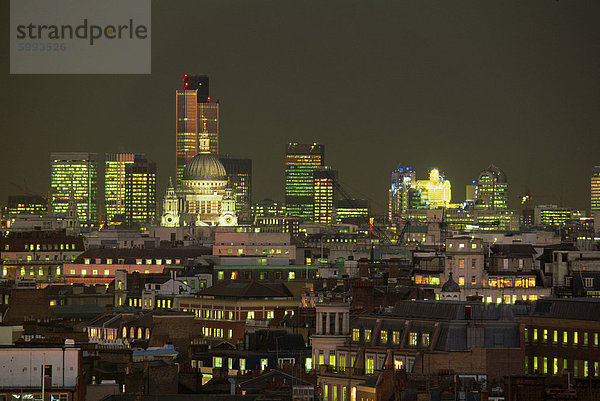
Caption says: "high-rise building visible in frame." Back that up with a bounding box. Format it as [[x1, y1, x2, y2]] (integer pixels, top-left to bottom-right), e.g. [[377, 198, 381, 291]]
[[219, 156, 252, 220], [313, 167, 337, 224], [124, 157, 157, 225], [285, 143, 324, 220], [592, 166, 600, 213], [50, 152, 98, 222], [475, 164, 508, 210], [105, 153, 141, 222], [3, 195, 47, 216], [389, 165, 417, 220], [414, 168, 451, 209], [534, 205, 581, 228], [176, 74, 219, 188], [336, 198, 369, 224]]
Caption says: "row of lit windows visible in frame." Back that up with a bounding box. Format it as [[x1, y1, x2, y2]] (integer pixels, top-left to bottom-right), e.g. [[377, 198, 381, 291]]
[[525, 328, 599, 347], [526, 356, 599, 377], [216, 270, 296, 281], [84, 258, 180, 265]]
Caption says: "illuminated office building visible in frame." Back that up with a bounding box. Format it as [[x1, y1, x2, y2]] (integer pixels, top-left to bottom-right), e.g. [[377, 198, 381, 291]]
[[475, 164, 508, 210], [389, 165, 418, 220], [285, 143, 324, 220], [336, 198, 369, 224], [534, 205, 580, 228], [105, 153, 141, 222], [219, 156, 252, 220], [3, 195, 47, 216], [124, 157, 157, 225], [414, 168, 452, 209], [50, 152, 98, 222], [313, 167, 337, 224], [175, 74, 219, 188], [252, 199, 285, 219], [592, 166, 600, 213]]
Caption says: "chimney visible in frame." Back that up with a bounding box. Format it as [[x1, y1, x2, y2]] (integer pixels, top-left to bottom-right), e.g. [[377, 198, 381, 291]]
[[358, 258, 369, 279]]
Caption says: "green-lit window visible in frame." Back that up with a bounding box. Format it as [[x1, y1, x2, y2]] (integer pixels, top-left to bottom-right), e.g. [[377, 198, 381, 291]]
[[543, 357, 547, 374], [213, 356, 222, 368], [553, 358, 558, 375], [584, 332, 589, 346], [323, 384, 328, 401], [533, 329, 538, 342], [525, 356, 529, 373], [352, 328, 360, 342], [595, 333, 599, 347], [533, 356, 538, 372], [574, 360, 579, 377], [553, 330, 558, 344], [365, 356, 374, 375], [217, 271, 224, 280], [563, 331, 568, 344], [585, 361, 589, 377], [240, 358, 246, 371]]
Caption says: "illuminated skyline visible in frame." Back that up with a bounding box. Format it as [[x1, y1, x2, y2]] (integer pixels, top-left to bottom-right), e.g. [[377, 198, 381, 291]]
[[2, 2, 600, 214]]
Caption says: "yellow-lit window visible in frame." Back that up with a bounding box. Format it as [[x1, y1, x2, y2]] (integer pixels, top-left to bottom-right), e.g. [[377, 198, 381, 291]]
[[533, 329, 538, 342], [409, 332, 417, 346], [459, 259, 465, 269], [543, 329, 548, 343], [564, 331, 568, 344], [364, 329, 371, 342], [574, 332, 579, 345], [553, 330, 558, 343], [352, 328, 360, 342], [458, 276, 465, 286], [422, 333, 430, 346], [380, 330, 387, 343]]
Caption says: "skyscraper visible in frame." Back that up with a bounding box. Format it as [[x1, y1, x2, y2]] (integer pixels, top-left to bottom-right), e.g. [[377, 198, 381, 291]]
[[176, 74, 219, 188], [284, 143, 324, 220], [105, 153, 140, 222], [313, 167, 337, 224], [124, 157, 157, 225], [336, 198, 369, 224], [219, 155, 252, 220], [592, 166, 600, 213], [50, 152, 98, 222], [474, 164, 508, 210], [389, 165, 417, 220]]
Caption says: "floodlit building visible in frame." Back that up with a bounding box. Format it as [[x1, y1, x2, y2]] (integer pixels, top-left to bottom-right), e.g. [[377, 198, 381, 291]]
[[475, 164, 508, 210], [414, 168, 451, 209], [160, 151, 237, 227], [50, 152, 98, 223], [285, 143, 324, 220], [175, 74, 219, 188]]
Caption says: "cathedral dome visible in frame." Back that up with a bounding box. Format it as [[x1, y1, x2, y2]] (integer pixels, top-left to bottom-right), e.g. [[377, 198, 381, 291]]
[[182, 153, 227, 181]]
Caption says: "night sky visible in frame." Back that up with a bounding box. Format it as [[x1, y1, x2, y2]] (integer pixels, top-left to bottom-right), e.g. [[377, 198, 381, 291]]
[[2, 1, 599, 215]]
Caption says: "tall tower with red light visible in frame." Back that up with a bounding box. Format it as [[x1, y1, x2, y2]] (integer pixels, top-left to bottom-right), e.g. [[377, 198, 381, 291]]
[[175, 74, 219, 188]]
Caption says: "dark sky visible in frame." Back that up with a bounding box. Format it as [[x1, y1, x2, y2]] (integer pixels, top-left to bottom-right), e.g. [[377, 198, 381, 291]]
[[2, 1, 600, 215]]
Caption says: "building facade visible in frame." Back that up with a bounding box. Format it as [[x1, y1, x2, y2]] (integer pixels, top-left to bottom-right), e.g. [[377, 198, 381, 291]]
[[50, 152, 98, 223], [475, 164, 508, 210], [313, 167, 337, 224], [104, 153, 138, 222], [124, 157, 157, 225], [176, 74, 219, 188], [285, 143, 324, 220]]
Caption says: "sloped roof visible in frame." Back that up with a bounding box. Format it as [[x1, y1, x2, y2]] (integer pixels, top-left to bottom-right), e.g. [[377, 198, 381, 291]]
[[196, 280, 293, 299], [530, 297, 600, 321]]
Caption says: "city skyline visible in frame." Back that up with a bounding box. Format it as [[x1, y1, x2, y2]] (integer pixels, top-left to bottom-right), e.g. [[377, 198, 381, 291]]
[[2, 2, 600, 214]]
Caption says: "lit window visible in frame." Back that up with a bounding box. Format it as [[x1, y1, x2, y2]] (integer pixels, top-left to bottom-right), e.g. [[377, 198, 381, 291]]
[[422, 333, 430, 346], [352, 328, 360, 342], [392, 331, 400, 344], [364, 329, 371, 342], [409, 332, 417, 346], [380, 330, 387, 343]]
